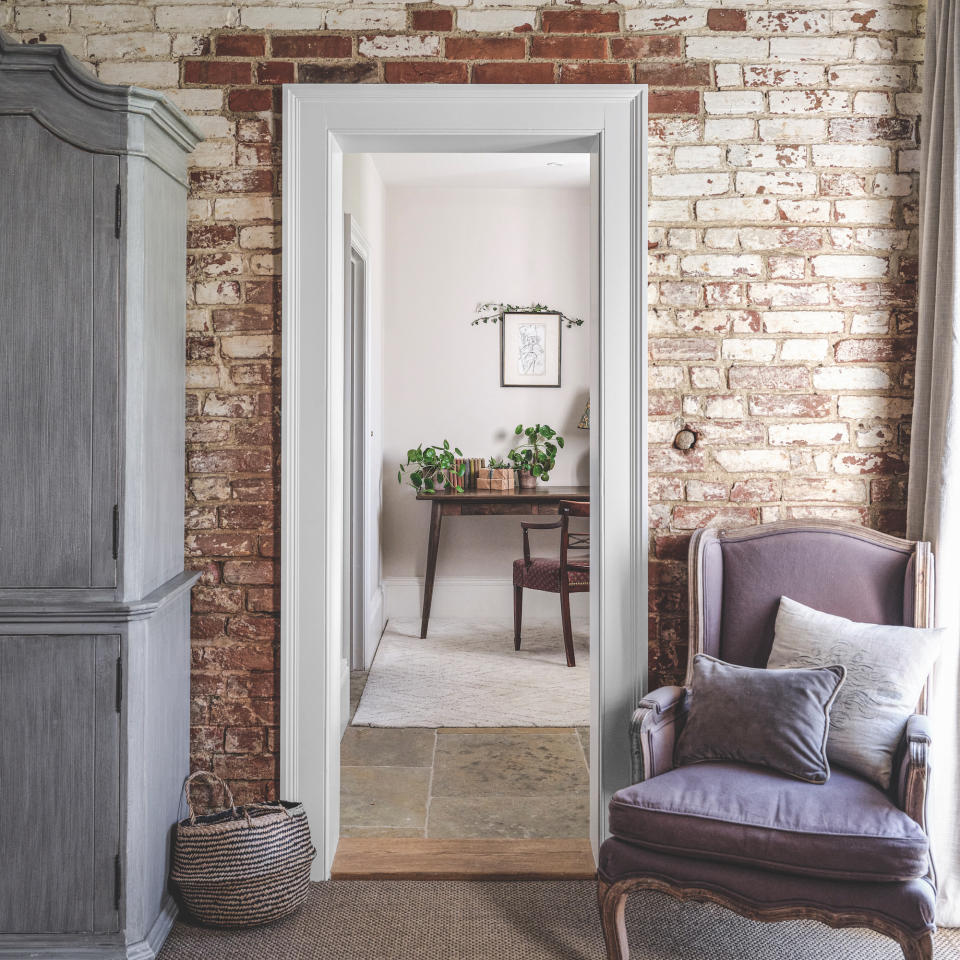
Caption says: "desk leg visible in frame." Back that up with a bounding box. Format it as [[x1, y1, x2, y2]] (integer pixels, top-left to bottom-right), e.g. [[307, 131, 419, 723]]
[[420, 501, 442, 638]]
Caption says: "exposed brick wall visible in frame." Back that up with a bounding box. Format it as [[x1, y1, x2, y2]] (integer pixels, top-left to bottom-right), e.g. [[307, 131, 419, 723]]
[[4, 0, 921, 801]]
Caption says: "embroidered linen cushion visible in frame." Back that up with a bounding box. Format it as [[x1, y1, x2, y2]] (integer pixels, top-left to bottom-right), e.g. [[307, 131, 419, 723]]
[[675, 654, 846, 784], [767, 596, 944, 789]]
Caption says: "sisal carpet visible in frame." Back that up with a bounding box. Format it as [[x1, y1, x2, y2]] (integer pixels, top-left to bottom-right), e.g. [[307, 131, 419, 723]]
[[352, 618, 589, 727], [160, 880, 960, 960]]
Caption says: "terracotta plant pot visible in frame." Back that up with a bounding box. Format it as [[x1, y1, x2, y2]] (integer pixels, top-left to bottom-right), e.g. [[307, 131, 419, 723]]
[[518, 469, 538, 489]]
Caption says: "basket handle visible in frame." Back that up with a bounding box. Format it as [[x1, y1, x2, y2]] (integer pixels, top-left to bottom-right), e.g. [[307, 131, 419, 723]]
[[247, 801, 294, 820], [182, 771, 238, 824]]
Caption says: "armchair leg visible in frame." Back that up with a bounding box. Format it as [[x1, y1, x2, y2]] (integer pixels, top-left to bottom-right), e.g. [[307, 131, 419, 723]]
[[901, 931, 934, 960], [513, 586, 523, 650], [597, 879, 630, 960]]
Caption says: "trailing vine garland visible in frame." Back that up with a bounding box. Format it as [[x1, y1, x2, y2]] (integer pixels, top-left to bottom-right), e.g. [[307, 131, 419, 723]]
[[471, 302, 584, 329]]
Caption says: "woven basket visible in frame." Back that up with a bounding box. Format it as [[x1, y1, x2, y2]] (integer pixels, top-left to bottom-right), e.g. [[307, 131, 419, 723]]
[[171, 771, 316, 927]]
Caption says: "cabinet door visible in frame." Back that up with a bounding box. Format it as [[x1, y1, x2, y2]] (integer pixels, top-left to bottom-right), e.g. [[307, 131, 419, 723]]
[[0, 116, 120, 588], [0, 634, 121, 933]]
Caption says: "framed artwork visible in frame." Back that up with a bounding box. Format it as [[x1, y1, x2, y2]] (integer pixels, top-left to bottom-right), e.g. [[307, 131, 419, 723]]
[[500, 311, 562, 388]]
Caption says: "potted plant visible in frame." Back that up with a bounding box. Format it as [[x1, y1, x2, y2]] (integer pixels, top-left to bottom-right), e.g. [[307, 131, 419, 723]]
[[397, 440, 465, 493], [508, 423, 564, 488]]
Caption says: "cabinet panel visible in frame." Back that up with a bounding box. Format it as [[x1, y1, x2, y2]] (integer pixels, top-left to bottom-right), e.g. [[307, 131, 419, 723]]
[[0, 634, 121, 934], [0, 117, 119, 589]]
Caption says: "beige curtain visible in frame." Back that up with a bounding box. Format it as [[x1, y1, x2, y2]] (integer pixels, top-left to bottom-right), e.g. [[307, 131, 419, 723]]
[[907, 0, 960, 927]]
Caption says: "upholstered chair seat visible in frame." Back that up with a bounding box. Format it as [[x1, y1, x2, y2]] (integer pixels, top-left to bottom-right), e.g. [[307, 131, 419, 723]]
[[608, 761, 929, 883], [597, 522, 938, 960], [512, 556, 590, 593]]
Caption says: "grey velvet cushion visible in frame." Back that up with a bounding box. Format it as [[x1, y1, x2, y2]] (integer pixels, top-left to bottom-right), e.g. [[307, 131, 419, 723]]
[[607, 761, 930, 882], [675, 654, 845, 784], [768, 596, 944, 789]]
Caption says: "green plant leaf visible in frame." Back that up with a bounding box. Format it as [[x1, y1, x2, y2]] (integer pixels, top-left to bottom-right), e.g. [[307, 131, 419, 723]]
[[541, 472, 550, 482], [557, 436, 565, 448], [515, 424, 523, 434]]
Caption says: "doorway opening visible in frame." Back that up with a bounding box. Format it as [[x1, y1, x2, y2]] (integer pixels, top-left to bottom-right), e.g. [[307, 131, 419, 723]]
[[281, 85, 648, 880], [338, 153, 594, 864]]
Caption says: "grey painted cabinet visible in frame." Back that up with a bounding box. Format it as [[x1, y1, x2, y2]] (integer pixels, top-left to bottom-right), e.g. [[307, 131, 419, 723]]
[[0, 34, 202, 959]]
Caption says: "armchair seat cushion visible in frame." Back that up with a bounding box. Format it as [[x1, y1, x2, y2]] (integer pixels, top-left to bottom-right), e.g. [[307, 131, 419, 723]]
[[608, 761, 928, 882], [512, 557, 589, 592]]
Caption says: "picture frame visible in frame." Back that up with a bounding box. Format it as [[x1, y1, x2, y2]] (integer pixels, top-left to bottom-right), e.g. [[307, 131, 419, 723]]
[[500, 311, 562, 388]]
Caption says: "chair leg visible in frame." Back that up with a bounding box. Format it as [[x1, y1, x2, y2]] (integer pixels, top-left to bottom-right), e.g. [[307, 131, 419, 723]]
[[560, 585, 576, 667], [901, 931, 934, 960], [513, 586, 523, 650], [597, 879, 630, 960]]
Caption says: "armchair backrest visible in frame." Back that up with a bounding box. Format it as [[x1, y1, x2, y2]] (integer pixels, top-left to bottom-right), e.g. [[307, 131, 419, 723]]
[[686, 521, 933, 687]]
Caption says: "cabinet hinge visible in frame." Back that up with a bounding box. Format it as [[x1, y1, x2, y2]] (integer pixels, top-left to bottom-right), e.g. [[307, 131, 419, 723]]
[[115, 183, 122, 239], [114, 854, 122, 910], [115, 656, 122, 714], [112, 504, 119, 560]]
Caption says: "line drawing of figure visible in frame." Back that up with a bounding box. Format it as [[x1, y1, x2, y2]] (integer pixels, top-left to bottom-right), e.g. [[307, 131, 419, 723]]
[[517, 322, 546, 376]]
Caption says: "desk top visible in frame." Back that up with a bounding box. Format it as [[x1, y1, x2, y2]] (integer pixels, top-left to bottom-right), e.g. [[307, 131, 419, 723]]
[[416, 485, 589, 504]]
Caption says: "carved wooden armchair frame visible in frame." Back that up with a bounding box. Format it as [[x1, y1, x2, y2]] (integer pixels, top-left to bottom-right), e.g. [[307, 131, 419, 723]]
[[597, 521, 936, 960]]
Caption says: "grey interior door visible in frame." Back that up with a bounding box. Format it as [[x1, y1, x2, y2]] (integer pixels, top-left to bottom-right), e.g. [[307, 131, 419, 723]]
[[0, 633, 121, 934], [0, 116, 120, 588]]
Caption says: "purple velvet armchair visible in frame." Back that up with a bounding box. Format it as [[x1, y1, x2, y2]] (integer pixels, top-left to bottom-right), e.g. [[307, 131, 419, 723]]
[[598, 521, 936, 960]]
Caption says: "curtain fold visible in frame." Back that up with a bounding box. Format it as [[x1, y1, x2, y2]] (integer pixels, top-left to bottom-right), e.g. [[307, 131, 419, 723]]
[[907, 0, 960, 928]]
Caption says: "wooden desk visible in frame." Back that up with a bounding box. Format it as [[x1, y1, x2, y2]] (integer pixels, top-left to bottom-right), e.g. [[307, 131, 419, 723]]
[[415, 486, 590, 638]]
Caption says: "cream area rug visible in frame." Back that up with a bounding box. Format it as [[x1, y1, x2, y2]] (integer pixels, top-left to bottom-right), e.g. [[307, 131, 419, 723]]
[[351, 618, 589, 727]]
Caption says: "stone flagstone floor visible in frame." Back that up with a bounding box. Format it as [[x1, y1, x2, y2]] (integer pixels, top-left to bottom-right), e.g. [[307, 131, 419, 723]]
[[341, 670, 590, 840]]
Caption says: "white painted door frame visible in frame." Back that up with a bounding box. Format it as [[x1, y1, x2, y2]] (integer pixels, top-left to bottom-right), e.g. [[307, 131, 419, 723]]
[[282, 85, 648, 880]]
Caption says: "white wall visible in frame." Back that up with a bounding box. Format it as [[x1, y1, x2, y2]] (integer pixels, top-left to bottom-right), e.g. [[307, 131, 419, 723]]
[[381, 185, 591, 617]]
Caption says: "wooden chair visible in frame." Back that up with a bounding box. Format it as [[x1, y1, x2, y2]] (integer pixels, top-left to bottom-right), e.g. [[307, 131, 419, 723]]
[[512, 500, 590, 667]]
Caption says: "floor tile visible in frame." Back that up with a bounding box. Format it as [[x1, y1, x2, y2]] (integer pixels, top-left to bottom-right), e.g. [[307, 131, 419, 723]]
[[341, 727, 435, 767], [338, 824, 425, 839], [427, 794, 589, 839], [431, 731, 588, 798], [340, 766, 430, 832]]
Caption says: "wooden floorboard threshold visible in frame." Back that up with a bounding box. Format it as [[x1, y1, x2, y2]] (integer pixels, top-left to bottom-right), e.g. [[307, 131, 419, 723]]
[[331, 838, 596, 881]]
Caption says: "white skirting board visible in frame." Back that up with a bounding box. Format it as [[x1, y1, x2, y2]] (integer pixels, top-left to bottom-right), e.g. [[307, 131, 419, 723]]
[[382, 577, 589, 621]]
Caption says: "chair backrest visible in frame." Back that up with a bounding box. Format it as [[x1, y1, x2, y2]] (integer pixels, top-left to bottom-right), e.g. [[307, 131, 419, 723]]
[[686, 521, 933, 686]]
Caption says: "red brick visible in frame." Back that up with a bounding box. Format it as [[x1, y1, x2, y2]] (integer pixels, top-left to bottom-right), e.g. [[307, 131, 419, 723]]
[[299, 61, 378, 83], [219, 503, 275, 529], [410, 8, 454, 31], [384, 61, 469, 83], [728, 366, 810, 390], [246, 587, 280, 613], [184, 60, 252, 85], [192, 586, 243, 613], [225, 726, 265, 754], [445, 37, 525, 60], [186, 533, 257, 557], [228, 87, 274, 112], [542, 9, 620, 33], [530, 36, 606, 59], [561, 62, 631, 83], [834, 338, 904, 362], [635, 63, 711, 87], [609, 36, 682, 58], [188, 449, 273, 474], [834, 453, 908, 475], [748, 394, 832, 418], [231, 478, 275, 500], [227, 615, 277, 641], [271, 34, 352, 58], [707, 8, 747, 30], [730, 479, 780, 502], [648, 89, 700, 114], [244, 279, 280, 304], [672, 505, 759, 530], [192, 615, 228, 640], [649, 393, 681, 416], [188, 225, 237, 250], [216, 34, 266, 57], [472, 61, 555, 83], [190, 169, 274, 194], [223, 560, 275, 585], [257, 61, 295, 84], [213, 307, 273, 332]]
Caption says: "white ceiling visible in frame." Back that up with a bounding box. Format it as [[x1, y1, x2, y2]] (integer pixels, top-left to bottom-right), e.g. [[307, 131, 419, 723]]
[[368, 152, 591, 189]]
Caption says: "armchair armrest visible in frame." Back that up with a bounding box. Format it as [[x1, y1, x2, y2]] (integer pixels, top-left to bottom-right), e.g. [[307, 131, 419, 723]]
[[629, 685, 686, 784], [896, 713, 931, 828]]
